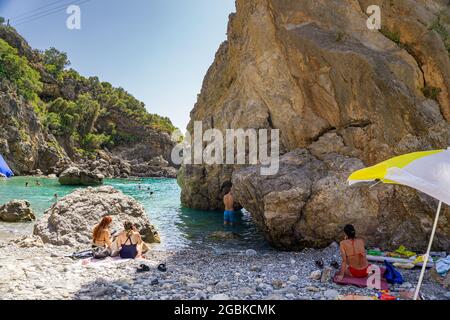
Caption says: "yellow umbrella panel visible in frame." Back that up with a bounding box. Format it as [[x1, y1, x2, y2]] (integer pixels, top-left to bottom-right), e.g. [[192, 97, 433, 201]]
[[347, 149, 450, 300], [348, 149, 450, 205]]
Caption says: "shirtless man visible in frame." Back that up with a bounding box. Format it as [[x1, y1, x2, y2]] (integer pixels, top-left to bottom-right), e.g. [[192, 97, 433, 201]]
[[222, 181, 235, 226]]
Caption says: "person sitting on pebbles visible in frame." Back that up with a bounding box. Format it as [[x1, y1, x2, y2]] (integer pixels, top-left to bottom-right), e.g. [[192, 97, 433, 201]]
[[337, 224, 370, 281], [92, 216, 113, 258], [116, 221, 143, 259]]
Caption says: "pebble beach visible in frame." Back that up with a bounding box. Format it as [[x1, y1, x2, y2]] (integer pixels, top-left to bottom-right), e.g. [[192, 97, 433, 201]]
[[1, 239, 448, 301]]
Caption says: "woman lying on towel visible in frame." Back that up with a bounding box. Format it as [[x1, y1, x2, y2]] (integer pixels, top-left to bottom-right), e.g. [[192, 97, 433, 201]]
[[92, 216, 113, 258], [337, 224, 371, 280], [116, 221, 143, 259]]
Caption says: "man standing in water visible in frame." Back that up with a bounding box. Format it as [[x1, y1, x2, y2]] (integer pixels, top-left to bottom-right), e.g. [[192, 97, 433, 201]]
[[222, 181, 236, 226]]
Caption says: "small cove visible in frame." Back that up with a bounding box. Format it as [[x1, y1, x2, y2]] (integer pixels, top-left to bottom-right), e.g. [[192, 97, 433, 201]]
[[0, 177, 270, 252]]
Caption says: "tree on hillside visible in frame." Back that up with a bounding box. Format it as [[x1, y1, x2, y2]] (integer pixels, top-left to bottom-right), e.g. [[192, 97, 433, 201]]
[[76, 93, 100, 136], [46, 94, 100, 138], [0, 39, 42, 101], [42, 47, 71, 78], [46, 98, 79, 136], [0, 17, 5, 25]]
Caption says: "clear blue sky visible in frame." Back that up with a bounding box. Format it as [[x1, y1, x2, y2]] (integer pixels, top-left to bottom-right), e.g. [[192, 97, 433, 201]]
[[0, 0, 235, 131]]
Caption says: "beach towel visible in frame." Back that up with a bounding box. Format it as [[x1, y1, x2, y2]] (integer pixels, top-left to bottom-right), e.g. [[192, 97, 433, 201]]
[[436, 256, 450, 276], [367, 249, 384, 256], [333, 268, 389, 290], [367, 255, 434, 268], [395, 245, 416, 258], [76, 256, 132, 268], [76, 255, 149, 268]]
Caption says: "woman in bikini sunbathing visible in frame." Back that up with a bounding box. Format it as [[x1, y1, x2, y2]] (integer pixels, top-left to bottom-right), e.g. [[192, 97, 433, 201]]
[[337, 224, 371, 280], [92, 216, 113, 258]]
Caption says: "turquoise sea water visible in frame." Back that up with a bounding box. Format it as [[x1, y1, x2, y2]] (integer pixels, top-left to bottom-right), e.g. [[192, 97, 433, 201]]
[[0, 177, 268, 251]]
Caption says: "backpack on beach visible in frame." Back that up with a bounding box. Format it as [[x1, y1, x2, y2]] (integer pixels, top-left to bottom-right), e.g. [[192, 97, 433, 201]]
[[384, 260, 404, 284]]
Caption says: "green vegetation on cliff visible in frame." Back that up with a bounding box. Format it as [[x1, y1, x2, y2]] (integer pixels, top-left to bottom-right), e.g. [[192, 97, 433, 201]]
[[0, 25, 176, 159], [42, 47, 71, 80], [0, 38, 42, 101], [60, 69, 175, 133], [44, 94, 110, 152], [430, 17, 450, 56]]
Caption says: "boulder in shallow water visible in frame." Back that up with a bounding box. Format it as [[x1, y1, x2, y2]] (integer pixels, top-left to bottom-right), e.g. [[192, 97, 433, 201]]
[[0, 200, 35, 222], [33, 186, 160, 247], [58, 167, 104, 186]]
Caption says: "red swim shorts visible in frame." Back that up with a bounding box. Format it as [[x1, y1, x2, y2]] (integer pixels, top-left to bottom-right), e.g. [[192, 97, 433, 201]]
[[349, 265, 369, 278]]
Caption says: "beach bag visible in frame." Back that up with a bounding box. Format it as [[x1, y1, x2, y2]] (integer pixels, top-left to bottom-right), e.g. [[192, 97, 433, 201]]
[[384, 260, 404, 284], [69, 249, 93, 260], [93, 247, 110, 260]]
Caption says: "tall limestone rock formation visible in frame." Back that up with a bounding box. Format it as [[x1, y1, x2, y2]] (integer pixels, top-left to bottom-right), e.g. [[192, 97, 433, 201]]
[[178, 0, 450, 250]]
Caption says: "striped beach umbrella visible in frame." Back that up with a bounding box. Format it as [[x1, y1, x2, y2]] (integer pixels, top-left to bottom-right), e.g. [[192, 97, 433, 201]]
[[348, 149, 450, 300]]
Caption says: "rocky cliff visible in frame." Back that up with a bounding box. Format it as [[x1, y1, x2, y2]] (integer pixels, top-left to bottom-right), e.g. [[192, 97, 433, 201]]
[[0, 26, 177, 177], [0, 78, 66, 174], [179, 0, 450, 250]]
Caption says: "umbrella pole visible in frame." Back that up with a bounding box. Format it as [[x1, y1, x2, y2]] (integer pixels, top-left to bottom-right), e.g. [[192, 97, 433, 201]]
[[413, 201, 442, 300]]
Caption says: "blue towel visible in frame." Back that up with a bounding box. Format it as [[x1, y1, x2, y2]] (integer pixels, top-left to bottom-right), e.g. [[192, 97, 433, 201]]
[[436, 256, 450, 276], [384, 260, 404, 284]]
